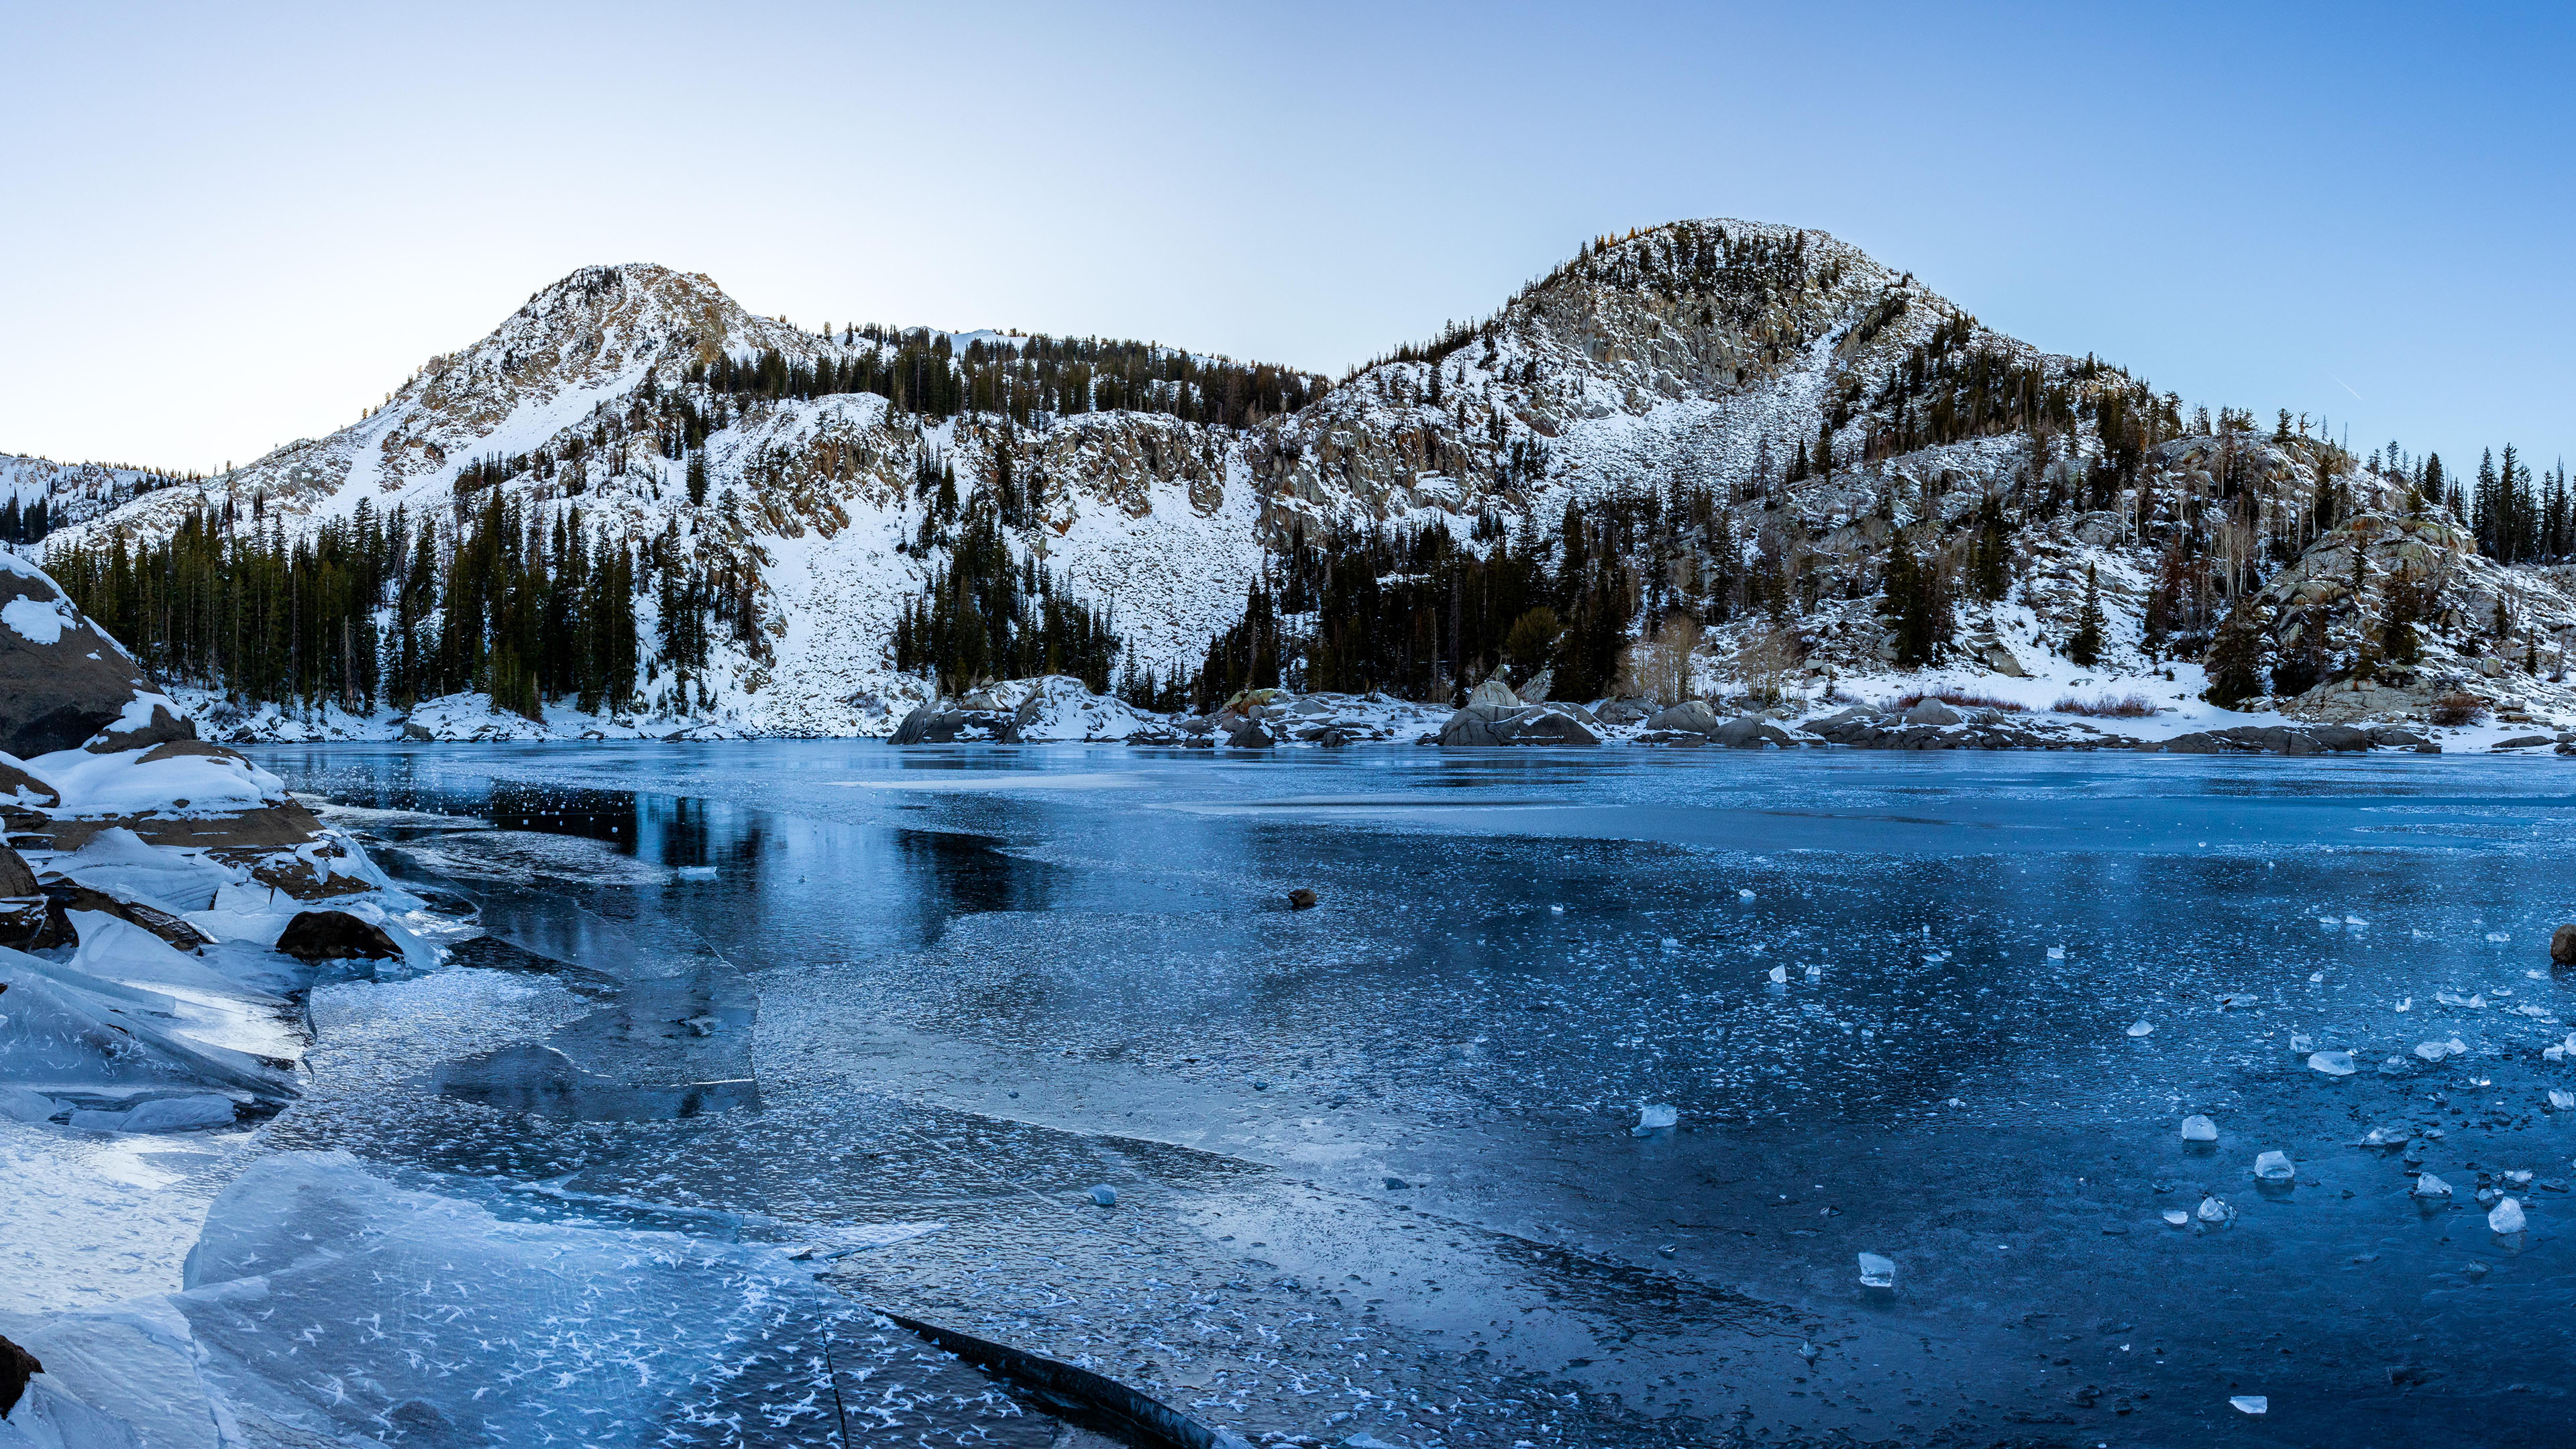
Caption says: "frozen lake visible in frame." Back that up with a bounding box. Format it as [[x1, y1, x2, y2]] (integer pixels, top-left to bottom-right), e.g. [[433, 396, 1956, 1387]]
[[246, 742, 2576, 1448]]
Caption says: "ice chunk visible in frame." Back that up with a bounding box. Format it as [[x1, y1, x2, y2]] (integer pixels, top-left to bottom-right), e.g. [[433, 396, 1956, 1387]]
[[2412, 1172, 2453, 1197], [2486, 931, 2511, 943], [676, 864, 718, 880], [67, 1093, 236, 1134], [1737, 888, 1755, 901], [2181, 1114, 2218, 1142], [2253, 1150, 2296, 1182], [2360, 1126, 2412, 1146], [1856, 1252, 1896, 1288], [1550, 904, 1564, 914], [2414, 1038, 2467, 1061], [2290, 1032, 2314, 1052], [2308, 971, 2326, 983], [2161, 1210, 2189, 1226], [1660, 936, 1680, 953], [2306, 1050, 2357, 1076], [2196, 1195, 2233, 1224], [174, 1152, 862, 1446], [2345, 915, 2367, 926], [2489, 1197, 2527, 1233], [1803, 964, 1822, 981], [2394, 997, 2411, 1012], [1087, 1183, 1118, 1206], [2317, 916, 2340, 928], [2550, 1090, 2575, 1111], [1768, 965, 1788, 984], [1, 1084, 58, 1123], [1633, 1103, 1678, 1134], [2231, 1395, 2268, 1414], [2126, 1020, 2155, 1038], [2046, 945, 2064, 960]]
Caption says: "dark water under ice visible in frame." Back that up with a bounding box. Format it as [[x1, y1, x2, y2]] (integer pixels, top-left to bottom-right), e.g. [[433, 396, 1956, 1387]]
[[248, 741, 2576, 1448]]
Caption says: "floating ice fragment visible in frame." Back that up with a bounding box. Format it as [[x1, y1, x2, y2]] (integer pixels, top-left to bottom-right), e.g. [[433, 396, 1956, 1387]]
[[2317, 916, 2341, 928], [2506, 1169, 2533, 1187], [2308, 971, 2326, 983], [2231, 1395, 2267, 1414], [1804, 964, 1822, 981], [2487, 932, 2512, 943], [1737, 888, 1755, 901], [2126, 1020, 2154, 1038], [2414, 1038, 2467, 1061], [1087, 1184, 1117, 1206], [2197, 1195, 2233, 1224], [2550, 1090, 2575, 1111], [2046, 945, 2064, 960], [2359, 1126, 2412, 1146], [1661, 937, 1680, 953], [1858, 1252, 1896, 1287], [2253, 1150, 2296, 1183], [2161, 1210, 2189, 1226], [2346, 915, 2367, 926], [2489, 1197, 2527, 1234], [2306, 1050, 2357, 1076], [1550, 904, 1564, 914], [2181, 1114, 2218, 1142], [2412, 1173, 2452, 1198], [2290, 1032, 2314, 1052], [1633, 1104, 1678, 1134], [676, 864, 718, 881], [1768, 965, 1788, 984], [2394, 998, 2411, 1012]]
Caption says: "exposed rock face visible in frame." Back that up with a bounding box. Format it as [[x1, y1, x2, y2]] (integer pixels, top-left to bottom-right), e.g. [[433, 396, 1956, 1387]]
[[274, 910, 404, 963], [1466, 678, 1520, 708], [0, 553, 189, 758], [1710, 716, 1796, 748], [2553, 924, 2576, 966]]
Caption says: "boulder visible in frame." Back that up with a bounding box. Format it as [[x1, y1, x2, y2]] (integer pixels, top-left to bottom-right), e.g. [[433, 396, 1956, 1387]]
[[1902, 700, 1963, 727], [0, 844, 44, 946], [888, 703, 1014, 745], [2493, 735, 2555, 751], [1497, 704, 1601, 746], [1222, 717, 1276, 749], [1595, 697, 1657, 727], [274, 909, 404, 963], [2553, 924, 2576, 967], [0, 554, 194, 758], [1287, 888, 1318, 910], [1711, 716, 1796, 748], [1515, 668, 1554, 703], [0, 1332, 38, 1417], [1466, 678, 1520, 708], [2367, 725, 2431, 748], [1438, 704, 1521, 747], [1644, 700, 1723, 735]]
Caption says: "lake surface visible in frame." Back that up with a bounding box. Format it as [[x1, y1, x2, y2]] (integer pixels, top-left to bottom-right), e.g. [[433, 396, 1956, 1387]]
[[250, 742, 2576, 1448]]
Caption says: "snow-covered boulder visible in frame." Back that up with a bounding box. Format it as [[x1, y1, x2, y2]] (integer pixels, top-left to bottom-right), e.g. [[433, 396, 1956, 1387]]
[[0, 552, 190, 759], [1008, 676, 1158, 742]]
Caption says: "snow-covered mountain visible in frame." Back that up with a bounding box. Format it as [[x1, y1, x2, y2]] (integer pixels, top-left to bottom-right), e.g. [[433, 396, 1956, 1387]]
[[30, 223, 2576, 737]]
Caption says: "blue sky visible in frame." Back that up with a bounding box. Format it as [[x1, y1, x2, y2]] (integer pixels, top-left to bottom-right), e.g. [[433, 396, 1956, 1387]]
[[5, 1, 2568, 475]]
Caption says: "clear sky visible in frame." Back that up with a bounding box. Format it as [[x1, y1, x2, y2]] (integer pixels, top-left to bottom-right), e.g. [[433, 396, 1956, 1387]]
[[5, 1, 2569, 477]]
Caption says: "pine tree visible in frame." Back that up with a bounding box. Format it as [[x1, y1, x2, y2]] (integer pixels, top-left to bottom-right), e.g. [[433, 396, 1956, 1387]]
[[2203, 594, 2269, 706], [2067, 564, 2105, 667]]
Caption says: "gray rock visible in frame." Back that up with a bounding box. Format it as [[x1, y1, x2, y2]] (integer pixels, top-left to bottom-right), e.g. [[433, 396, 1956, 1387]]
[[1644, 700, 1723, 735], [888, 704, 1014, 745], [1438, 703, 1601, 747], [2493, 735, 2555, 751], [2553, 924, 2576, 965], [1223, 717, 1275, 748], [1596, 697, 1657, 726], [2367, 725, 2431, 748], [1438, 704, 1521, 747], [1466, 678, 1520, 708], [1711, 716, 1794, 748], [1903, 700, 1963, 727]]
